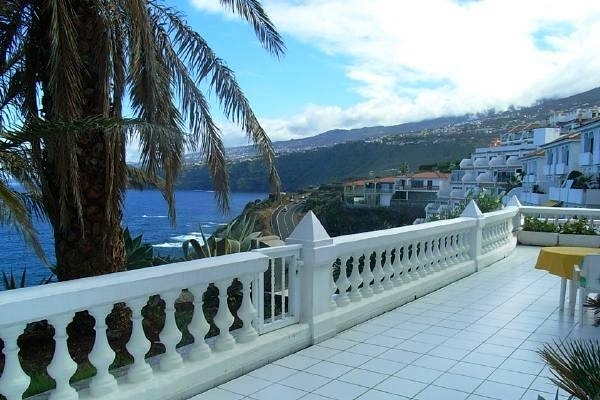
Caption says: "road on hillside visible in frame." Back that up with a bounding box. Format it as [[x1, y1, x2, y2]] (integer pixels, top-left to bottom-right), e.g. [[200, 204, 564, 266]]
[[272, 202, 305, 240]]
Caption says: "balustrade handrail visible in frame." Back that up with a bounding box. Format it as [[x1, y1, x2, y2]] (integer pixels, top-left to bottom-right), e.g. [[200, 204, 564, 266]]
[[520, 206, 600, 218], [0, 252, 268, 327]]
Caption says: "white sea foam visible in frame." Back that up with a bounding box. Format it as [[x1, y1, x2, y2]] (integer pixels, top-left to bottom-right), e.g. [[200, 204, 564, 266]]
[[152, 242, 182, 248], [142, 215, 168, 218], [170, 234, 205, 242]]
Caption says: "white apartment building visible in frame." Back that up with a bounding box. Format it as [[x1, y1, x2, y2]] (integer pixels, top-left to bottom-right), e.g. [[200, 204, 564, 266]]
[[427, 124, 561, 219]]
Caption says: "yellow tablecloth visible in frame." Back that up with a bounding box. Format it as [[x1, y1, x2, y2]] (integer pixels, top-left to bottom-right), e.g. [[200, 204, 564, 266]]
[[535, 246, 600, 279]]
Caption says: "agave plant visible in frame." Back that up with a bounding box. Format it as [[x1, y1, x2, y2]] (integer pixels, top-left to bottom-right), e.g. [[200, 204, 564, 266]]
[[123, 228, 154, 270], [538, 339, 600, 400], [182, 214, 261, 259], [1, 267, 53, 290]]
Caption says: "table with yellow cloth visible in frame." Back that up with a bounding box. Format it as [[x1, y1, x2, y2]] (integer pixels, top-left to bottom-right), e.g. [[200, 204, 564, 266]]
[[535, 246, 600, 313]]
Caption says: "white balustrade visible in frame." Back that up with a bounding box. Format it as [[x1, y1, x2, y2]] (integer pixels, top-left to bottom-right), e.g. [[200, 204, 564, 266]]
[[158, 290, 184, 370], [335, 257, 351, 307], [381, 248, 395, 290], [213, 279, 235, 352], [126, 297, 153, 383], [0, 203, 527, 400], [47, 313, 78, 400], [187, 283, 211, 361], [349, 252, 363, 302], [237, 274, 259, 343], [88, 304, 118, 396], [0, 324, 29, 400], [360, 253, 375, 298]]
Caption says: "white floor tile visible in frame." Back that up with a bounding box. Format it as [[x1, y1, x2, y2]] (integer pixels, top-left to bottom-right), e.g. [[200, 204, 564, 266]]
[[338, 368, 389, 388], [305, 361, 353, 379], [462, 351, 508, 368], [412, 354, 457, 371], [428, 345, 471, 360], [250, 383, 306, 400], [297, 345, 341, 360], [280, 371, 331, 391], [499, 358, 545, 375], [374, 376, 427, 398], [394, 364, 443, 384], [410, 333, 449, 345], [415, 385, 469, 400], [487, 368, 536, 388], [189, 388, 243, 400], [394, 339, 437, 354], [313, 380, 368, 400], [358, 358, 407, 375], [378, 348, 422, 364], [248, 364, 298, 382], [218, 375, 271, 396], [274, 354, 321, 370], [433, 372, 483, 393], [447, 361, 495, 380], [474, 380, 527, 400], [328, 351, 373, 367], [348, 343, 389, 357], [356, 389, 411, 400]]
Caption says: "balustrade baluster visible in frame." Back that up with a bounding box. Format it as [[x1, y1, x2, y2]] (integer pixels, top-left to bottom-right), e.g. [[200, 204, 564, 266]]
[[422, 240, 434, 275], [390, 246, 402, 286], [382, 248, 395, 289], [407, 242, 417, 280], [371, 250, 385, 294], [214, 279, 236, 351], [415, 241, 427, 278], [269, 259, 275, 323], [438, 236, 450, 270], [360, 253, 375, 298], [281, 257, 287, 319], [237, 274, 259, 343], [125, 297, 152, 383], [335, 257, 351, 306], [0, 324, 29, 400], [188, 283, 212, 361], [88, 304, 118, 396], [432, 238, 442, 271], [329, 266, 338, 310], [397, 245, 412, 283], [349, 253, 363, 302], [460, 231, 470, 260], [446, 235, 457, 265], [159, 290, 184, 370], [47, 313, 78, 400]]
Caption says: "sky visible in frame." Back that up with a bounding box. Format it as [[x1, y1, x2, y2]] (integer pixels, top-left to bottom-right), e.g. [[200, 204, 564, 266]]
[[154, 0, 600, 150]]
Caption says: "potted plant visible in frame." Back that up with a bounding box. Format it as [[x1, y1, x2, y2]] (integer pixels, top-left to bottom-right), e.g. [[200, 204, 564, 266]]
[[517, 216, 559, 246], [558, 217, 600, 247]]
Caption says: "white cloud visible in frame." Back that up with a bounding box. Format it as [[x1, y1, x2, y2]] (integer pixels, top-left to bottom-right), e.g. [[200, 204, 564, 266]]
[[191, 0, 600, 143]]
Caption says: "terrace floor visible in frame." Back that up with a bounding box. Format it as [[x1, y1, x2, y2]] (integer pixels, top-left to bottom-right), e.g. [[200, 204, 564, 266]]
[[190, 246, 599, 400]]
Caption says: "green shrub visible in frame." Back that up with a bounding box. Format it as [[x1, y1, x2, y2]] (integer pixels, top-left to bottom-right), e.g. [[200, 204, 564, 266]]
[[523, 216, 559, 232], [560, 217, 597, 235]]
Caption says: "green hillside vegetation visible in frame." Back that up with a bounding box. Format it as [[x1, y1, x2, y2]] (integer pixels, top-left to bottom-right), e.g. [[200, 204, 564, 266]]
[[178, 132, 495, 192], [302, 185, 418, 236]]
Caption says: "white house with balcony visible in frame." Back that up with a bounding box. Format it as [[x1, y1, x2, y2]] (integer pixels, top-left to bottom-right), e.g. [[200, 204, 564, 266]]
[[428, 125, 561, 219]]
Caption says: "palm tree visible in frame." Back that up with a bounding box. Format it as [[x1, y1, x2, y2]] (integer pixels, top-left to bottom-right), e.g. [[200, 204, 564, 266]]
[[1, 0, 284, 281]]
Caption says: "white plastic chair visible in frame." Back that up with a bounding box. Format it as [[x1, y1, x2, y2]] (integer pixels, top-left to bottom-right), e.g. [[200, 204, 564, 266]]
[[574, 254, 600, 322]]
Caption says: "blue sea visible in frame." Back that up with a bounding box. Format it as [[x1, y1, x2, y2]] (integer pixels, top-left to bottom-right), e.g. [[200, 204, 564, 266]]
[[0, 190, 267, 288]]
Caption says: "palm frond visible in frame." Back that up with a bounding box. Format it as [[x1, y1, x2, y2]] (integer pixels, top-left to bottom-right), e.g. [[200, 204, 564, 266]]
[[218, 0, 285, 57], [538, 339, 600, 400]]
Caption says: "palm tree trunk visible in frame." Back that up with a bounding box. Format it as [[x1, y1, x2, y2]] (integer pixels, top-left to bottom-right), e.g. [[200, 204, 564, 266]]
[[38, 2, 127, 281], [50, 133, 126, 281]]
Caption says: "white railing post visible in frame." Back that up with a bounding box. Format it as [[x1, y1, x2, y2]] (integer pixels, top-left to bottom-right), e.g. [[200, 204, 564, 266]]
[[286, 211, 336, 344], [507, 195, 522, 233], [0, 324, 30, 400], [87, 304, 118, 397], [460, 200, 484, 271]]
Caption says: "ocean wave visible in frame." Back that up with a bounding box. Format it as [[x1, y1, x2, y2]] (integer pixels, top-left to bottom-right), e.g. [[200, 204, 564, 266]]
[[170, 234, 205, 242], [152, 242, 183, 248], [142, 215, 168, 218]]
